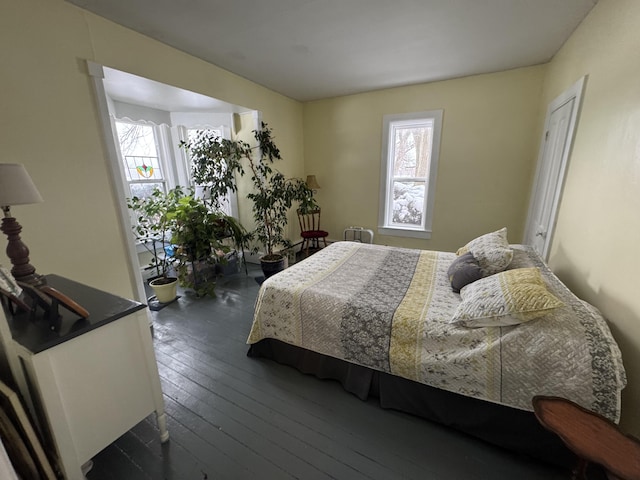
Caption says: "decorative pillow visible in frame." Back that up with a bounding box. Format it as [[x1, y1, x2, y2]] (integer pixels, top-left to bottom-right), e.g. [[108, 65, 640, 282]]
[[450, 267, 563, 328], [447, 253, 483, 293], [456, 227, 513, 276]]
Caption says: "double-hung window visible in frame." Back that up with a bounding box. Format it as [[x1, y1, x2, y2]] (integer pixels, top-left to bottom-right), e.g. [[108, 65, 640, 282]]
[[115, 120, 168, 200], [378, 110, 443, 239]]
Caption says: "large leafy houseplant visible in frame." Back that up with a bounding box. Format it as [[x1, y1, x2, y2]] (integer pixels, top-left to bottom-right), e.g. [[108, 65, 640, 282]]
[[169, 193, 250, 297], [128, 185, 249, 298], [183, 130, 246, 212], [245, 123, 316, 275], [180, 131, 252, 255], [182, 123, 315, 278]]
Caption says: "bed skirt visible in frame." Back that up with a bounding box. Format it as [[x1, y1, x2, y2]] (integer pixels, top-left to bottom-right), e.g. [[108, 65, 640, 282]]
[[247, 338, 576, 470]]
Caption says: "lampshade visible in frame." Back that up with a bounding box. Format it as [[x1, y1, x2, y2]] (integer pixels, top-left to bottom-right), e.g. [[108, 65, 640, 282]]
[[306, 175, 321, 190], [0, 163, 43, 208]]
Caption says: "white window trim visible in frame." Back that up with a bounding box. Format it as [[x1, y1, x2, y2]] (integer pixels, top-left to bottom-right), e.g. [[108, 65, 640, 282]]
[[378, 110, 443, 239]]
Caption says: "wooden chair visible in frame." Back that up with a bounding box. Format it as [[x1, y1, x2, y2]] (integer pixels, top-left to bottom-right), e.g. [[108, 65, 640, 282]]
[[532, 396, 640, 480], [297, 208, 328, 258]]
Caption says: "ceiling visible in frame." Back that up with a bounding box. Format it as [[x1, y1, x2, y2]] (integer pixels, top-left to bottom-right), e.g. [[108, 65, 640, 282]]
[[69, 0, 598, 102]]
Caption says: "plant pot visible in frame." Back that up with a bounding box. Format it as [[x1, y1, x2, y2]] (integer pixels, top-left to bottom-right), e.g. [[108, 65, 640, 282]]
[[260, 254, 286, 279], [149, 276, 178, 303]]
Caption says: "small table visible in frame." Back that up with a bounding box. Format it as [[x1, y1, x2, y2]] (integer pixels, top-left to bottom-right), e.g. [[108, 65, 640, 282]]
[[0, 275, 169, 479]]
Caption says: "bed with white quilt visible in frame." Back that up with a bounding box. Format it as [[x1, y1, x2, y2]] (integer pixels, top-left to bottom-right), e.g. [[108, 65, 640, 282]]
[[246, 228, 626, 467]]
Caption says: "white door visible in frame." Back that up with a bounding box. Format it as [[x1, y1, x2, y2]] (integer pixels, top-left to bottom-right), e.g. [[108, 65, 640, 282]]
[[524, 77, 586, 259]]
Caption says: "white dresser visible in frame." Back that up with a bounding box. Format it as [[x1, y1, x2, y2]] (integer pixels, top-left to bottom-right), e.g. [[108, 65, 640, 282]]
[[0, 275, 169, 479]]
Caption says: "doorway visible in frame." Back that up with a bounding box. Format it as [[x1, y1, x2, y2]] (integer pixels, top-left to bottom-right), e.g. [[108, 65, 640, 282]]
[[86, 62, 257, 304], [524, 76, 586, 260]]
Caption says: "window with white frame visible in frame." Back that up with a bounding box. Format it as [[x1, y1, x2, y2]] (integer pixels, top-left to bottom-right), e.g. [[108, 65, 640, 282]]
[[378, 110, 443, 239], [115, 120, 169, 200]]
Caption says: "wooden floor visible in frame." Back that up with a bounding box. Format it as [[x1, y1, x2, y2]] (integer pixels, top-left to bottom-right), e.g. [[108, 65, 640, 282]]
[[86, 264, 571, 480]]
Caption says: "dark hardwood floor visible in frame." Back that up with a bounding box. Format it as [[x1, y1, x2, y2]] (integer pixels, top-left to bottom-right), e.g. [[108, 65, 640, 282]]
[[86, 263, 570, 480]]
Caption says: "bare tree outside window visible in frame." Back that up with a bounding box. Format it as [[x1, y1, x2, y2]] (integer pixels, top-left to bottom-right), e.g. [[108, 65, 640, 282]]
[[115, 121, 166, 200], [391, 125, 433, 226], [379, 110, 442, 239]]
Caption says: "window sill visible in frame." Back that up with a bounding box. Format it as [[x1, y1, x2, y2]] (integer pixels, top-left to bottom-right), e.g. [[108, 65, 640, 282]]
[[377, 227, 432, 239]]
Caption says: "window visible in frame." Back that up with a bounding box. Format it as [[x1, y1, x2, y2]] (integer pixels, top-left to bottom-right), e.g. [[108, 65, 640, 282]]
[[378, 110, 443, 239], [115, 121, 168, 200]]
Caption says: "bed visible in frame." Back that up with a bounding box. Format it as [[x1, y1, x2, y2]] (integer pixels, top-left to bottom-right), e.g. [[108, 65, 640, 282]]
[[246, 234, 626, 467]]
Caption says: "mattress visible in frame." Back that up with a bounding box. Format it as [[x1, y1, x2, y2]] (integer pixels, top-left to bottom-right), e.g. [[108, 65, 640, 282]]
[[248, 241, 626, 422]]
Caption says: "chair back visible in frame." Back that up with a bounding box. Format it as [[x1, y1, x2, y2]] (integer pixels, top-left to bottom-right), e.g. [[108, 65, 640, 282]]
[[297, 208, 322, 233]]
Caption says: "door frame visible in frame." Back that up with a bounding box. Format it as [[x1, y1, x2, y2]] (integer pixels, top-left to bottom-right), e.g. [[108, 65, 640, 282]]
[[87, 61, 148, 308], [524, 75, 586, 260], [85, 60, 259, 307]]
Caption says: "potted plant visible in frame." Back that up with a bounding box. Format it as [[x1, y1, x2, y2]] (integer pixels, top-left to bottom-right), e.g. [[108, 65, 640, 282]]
[[182, 130, 246, 213], [182, 131, 253, 253], [245, 123, 316, 278], [127, 186, 185, 303], [181, 124, 315, 279], [169, 193, 251, 297]]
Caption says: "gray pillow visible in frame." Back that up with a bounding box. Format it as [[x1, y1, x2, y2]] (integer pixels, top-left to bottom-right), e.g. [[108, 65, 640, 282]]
[[447, 252, 483, 293]]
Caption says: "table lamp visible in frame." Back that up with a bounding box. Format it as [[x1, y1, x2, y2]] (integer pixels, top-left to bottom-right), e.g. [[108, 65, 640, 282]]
[[0, 163, 44, 286], [306, 175, 321, 193]]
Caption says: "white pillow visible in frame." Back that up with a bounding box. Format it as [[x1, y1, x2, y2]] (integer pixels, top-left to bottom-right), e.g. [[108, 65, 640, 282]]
[[450, 267, 563, 328], [456, 227, 513, 276]]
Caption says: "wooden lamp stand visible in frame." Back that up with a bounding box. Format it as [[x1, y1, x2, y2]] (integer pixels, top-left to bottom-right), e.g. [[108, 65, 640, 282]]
[[1, 208, 42, 286]]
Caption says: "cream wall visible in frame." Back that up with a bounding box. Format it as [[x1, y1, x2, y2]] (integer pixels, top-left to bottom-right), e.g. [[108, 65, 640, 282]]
[[1, 0, 303, 299], [303, 66, 546, 251], [540, 0, 640, 435]]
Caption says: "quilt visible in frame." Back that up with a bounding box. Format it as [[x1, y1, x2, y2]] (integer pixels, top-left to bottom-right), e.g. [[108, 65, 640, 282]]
[[247, 241, 626, 421]]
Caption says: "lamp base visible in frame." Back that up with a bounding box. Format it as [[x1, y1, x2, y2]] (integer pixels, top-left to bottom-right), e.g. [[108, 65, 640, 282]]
[[1, 215, 42, 286]]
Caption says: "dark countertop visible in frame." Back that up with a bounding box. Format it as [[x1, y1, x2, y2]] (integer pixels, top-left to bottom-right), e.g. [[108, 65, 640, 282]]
[[4, 274, 146, 354]]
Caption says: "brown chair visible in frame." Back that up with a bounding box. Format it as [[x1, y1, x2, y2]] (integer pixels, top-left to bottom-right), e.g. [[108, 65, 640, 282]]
[[532, 395, 640, 480], [297, 208, 328, 258]]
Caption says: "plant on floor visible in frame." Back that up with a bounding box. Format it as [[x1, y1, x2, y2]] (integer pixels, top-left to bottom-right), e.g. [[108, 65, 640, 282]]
[[181, 123, 315, 278], [169, 193, 250, 297], [247, 123, 312, 255], [180, 130, 253, 263], [127, 186, 186, 302], [245, 123, 316, 277]]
